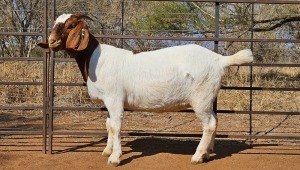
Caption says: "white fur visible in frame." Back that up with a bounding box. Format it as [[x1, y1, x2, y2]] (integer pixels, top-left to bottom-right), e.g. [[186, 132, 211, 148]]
[[220, 49, 253, 67], [86, 43, 253, 165], [54, 13, 72, 25]]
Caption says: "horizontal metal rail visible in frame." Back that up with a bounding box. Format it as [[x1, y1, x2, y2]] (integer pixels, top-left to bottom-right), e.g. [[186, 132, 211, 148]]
[[51, 106, 300, 116], [51, 130, 300, 140], [53, 82, 86, 86], [0, 106, 43, 110], [217, 110, 300, 115], [0, 32, 44, 36], [0, 131, 43, 135], [0, 82, 43, 86], [0, 57, 44, 61], [221, 86, 300, 91], [140, 0, 300, 4], [96, 35, 300, 43], [244, 63, 300, 67]]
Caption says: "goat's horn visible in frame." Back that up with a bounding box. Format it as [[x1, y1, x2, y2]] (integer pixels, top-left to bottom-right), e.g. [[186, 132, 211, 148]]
[[76, 14, 94, 22]]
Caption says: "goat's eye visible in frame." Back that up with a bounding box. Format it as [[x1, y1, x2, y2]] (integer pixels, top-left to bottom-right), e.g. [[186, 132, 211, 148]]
[[68, 23, 77, 29]]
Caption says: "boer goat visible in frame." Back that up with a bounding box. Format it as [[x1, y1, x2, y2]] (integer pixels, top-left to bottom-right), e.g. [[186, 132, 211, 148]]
[[38, 14, 253, 166]]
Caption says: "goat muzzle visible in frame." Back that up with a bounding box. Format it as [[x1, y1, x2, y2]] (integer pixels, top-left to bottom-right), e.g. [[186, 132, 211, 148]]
[[48, 38, 62, 50]]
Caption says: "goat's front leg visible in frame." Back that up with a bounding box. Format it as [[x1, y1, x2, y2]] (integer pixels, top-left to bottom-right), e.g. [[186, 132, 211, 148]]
[[105, 100, 123, 166], [107, 113, 122, 166], [102, 117, 113, 156]]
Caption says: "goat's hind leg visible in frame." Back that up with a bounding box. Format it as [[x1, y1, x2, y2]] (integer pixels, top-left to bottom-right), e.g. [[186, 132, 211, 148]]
[[191, 110, 218, 164], [209, 129, 217, 153]]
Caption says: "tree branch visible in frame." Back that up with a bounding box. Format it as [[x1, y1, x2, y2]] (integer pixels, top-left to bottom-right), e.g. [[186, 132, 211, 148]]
[[252, 16, 300, 32]]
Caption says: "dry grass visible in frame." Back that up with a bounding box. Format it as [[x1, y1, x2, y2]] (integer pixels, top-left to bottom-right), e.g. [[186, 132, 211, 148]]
[[220, 66, 300, 111], [0, 61, 43, 106]]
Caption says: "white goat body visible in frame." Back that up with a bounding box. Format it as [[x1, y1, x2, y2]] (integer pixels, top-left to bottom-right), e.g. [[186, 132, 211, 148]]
[[87, 43, 252, 165], [88, 44, 252, 112], [38, 14, 253, 166]]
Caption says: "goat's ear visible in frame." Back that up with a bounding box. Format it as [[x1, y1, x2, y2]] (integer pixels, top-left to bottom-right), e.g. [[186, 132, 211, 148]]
[[37, 42, 49, 49], [66, 21, 89, 51]]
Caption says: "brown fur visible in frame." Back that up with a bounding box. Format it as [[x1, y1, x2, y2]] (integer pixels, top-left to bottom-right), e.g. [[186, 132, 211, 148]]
[[132, 49, 141, 54], [38, 14, 99, 82]]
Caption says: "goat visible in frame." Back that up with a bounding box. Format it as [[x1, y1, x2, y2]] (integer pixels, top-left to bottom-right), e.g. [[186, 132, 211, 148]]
[[38, 13, 253, 166]]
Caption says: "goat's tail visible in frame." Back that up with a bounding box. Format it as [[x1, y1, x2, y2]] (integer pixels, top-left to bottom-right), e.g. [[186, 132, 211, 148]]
[[220, 49, 253, 67]]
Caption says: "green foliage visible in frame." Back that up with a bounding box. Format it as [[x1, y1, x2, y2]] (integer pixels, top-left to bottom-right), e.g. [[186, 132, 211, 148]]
[[132, 2, 218, 38], [134, 3, 195, 35]]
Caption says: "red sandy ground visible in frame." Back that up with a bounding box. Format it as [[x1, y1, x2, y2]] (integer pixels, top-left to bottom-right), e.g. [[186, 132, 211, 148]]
[[0, 136, 300, 170], [1, 111, 300, 169]]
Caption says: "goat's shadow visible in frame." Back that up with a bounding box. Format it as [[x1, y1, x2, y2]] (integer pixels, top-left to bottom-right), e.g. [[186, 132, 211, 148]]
[[53, 137, 279, 166], [119, 138, 253, 166]]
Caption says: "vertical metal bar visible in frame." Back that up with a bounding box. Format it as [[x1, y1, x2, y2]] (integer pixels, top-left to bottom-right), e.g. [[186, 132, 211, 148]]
[[48, 50, 55, 154], [249, 3, 254, 139], [213, 2, 220, 114], [42, 0, 48, 154], [214, 2, 220, 53], [121, 0, 125, 48], [47, 0, 56, 154]]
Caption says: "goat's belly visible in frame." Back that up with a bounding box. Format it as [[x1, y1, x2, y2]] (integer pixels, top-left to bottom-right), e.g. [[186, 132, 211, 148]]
[[124, 102, 191, 112], [124, 97, 191, 112], [123, 83, 192, 112]]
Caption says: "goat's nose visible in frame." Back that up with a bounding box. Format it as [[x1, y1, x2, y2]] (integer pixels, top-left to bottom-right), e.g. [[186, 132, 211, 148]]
[[49, 39, 57, 45]]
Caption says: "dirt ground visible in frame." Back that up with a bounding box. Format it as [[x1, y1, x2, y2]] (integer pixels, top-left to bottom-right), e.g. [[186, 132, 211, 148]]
[[1, 110, 300, 170], [0, 135, 300, 170]]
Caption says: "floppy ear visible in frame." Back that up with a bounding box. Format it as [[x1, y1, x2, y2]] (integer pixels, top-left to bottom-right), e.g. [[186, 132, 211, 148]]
[[66, 21, 89, 51], [37, 42, 49, 49]]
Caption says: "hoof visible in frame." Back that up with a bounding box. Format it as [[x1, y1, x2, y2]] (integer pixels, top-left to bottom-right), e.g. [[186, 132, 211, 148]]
[[107, 152, 121, 166], [102, 148, 112, 157], [191, 158, 204, 165], [191, 152, 209, 164], [107, 159, 120, 167], [108, 161, 120, 167]]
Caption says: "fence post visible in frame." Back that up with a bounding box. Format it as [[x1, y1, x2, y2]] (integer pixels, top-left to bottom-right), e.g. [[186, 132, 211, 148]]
[[42, 0, 49, 154], [213, 2, 220, 114], [121, 0, 125, 48], [47, 0, 56, 154], [249, 2, 254, 141]]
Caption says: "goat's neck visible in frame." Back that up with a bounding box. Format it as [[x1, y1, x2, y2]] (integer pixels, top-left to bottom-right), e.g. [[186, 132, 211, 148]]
[[66, 35, 99, 82]]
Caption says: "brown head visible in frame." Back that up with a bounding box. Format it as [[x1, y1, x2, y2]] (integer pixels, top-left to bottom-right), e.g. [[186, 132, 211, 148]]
[[38, 14, 99, 82], [38, 13, 94, 51]]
